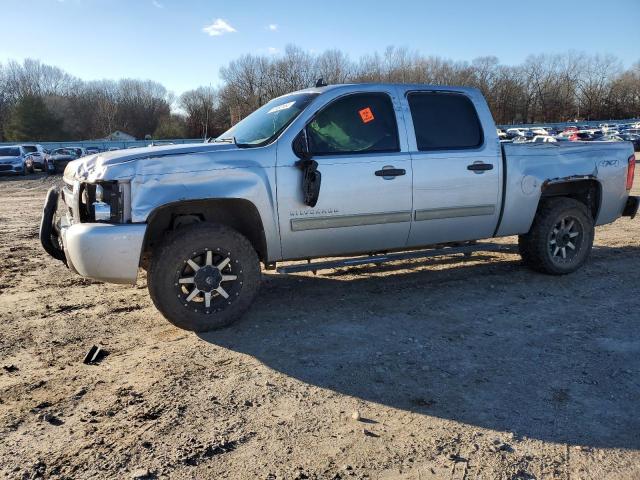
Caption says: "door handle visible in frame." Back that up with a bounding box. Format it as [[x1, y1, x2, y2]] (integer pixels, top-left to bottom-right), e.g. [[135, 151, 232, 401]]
[[375, 168, 406, 178], [467, 162, 494, 172]]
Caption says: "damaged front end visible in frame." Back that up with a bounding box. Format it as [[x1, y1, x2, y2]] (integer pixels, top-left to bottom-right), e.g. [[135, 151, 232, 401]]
[[39, 172, 144, 284]]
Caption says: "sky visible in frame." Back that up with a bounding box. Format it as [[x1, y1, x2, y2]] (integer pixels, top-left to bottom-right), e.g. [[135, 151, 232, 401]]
[[1, 0, 639, 95]]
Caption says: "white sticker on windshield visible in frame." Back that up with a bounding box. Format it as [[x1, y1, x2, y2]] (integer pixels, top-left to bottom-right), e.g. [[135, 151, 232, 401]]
[[268, 101, 295, 114]]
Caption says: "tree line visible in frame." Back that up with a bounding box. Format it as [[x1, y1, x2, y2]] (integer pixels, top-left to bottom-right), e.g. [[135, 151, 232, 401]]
[[1, 47, 639, 142]]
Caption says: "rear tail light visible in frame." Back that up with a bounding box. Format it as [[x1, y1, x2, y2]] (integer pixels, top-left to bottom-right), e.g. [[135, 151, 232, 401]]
[[627, 154, 636, 191]]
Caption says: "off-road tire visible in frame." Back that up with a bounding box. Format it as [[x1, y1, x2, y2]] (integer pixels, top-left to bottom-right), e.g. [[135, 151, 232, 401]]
[[148, 223, 261, 332], [518, 197, 594, 275]]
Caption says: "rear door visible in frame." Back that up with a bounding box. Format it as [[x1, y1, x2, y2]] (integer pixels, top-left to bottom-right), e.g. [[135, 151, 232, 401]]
[[402, 89, 502, 246], [276, 90, 413, 260]]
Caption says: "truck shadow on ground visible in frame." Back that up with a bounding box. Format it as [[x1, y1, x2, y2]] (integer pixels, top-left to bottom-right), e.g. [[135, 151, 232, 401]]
[[198, 246, 640, 449]]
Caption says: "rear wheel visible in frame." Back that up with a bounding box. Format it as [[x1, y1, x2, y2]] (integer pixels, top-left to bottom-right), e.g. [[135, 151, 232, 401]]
[[518, 197, 594, 275], [148, 223, 261, 332]]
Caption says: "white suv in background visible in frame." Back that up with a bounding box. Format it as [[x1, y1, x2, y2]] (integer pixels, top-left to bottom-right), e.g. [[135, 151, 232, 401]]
[[21, 144, 50, 172]]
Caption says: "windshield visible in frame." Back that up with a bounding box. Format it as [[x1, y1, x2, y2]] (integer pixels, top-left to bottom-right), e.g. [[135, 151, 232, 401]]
[[0, 147, 20, 157], [22, 146, 37, 153], [216, 92, 319, 147]]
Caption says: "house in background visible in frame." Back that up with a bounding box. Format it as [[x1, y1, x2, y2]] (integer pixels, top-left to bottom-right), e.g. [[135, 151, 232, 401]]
[[101, 130, 136, 141]]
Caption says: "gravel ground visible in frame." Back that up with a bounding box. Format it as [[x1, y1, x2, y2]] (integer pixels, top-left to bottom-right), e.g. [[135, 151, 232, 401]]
[[0, 165, 639, 480]]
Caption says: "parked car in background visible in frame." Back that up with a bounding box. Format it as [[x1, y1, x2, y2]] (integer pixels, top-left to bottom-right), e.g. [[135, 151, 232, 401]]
[[575, 131, 600, 141], [506, 127, 529, 139], [496, 129, 508, 139], [599, 123, 618, 132], [530, 127, 548, 136], [0, 145, 32, 175], [21, 144, 48, 172], [532, 135, 557, 143], [592, 135, 624, 142], [86, 147, 101, 155], [49, 147, 85, 173], [620, 133, 640, 151]]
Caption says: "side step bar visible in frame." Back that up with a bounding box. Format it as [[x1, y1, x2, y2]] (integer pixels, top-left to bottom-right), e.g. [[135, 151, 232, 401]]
[[276, 243, 518, 274]]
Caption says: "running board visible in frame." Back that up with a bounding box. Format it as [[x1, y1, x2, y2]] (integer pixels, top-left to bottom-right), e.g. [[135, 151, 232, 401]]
[[276, 243, 518, 274]]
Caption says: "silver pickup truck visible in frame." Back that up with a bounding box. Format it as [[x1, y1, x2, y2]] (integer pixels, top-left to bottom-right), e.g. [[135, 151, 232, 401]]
[[40, 83, 638, 331]]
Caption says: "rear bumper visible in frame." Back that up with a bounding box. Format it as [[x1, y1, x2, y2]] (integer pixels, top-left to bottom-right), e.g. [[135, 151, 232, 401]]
[[60, 223, 147, 284], [622, 196, 639, 219]]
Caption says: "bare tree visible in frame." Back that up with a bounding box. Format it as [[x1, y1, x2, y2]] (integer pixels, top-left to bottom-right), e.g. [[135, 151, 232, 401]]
[[1, 52, 639, 141]]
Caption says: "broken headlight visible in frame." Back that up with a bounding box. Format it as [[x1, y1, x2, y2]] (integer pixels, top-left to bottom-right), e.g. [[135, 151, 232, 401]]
[[80, 181, 131, 223]]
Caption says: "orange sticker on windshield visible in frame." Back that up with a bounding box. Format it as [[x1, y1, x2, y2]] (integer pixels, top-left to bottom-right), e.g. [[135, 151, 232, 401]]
[[358, 107, 375, 123]]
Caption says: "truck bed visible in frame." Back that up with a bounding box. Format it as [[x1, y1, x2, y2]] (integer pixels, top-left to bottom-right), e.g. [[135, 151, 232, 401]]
[[496, 141, 634, 237]]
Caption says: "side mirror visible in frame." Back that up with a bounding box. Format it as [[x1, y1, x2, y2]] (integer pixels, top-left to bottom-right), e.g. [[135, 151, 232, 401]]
[[292, 129, 311, 160]]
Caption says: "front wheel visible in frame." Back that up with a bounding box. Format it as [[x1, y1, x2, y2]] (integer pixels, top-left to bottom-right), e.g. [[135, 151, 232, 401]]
[[518, 197, 594, 275], [148, 223, 261, 332]]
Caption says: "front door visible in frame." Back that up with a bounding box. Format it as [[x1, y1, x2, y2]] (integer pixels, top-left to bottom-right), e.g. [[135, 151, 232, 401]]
[[276, 91, 413, 260]]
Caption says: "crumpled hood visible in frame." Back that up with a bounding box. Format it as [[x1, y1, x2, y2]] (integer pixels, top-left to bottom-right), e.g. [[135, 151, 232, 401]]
[[65, 142, 243, 183]]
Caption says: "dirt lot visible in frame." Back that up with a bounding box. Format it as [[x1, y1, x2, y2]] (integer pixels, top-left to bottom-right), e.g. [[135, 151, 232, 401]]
[[1, 165, 639, 480]]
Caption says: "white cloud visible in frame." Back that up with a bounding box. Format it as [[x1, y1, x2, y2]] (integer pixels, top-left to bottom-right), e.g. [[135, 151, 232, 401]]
[[267, 47, 279, 55], [267, 24, 278, 31], [152, 0, 164, 8], [202, 18, 237, 37]]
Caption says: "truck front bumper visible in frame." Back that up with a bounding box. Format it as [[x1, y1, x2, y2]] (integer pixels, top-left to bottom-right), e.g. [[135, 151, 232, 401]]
[[40, 186, 146, 284], [61, 223, 146, 284], [622, 196, 639, 219]]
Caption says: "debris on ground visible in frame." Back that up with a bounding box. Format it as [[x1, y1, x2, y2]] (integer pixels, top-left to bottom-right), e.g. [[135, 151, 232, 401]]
[[83, 345, 107, 364]]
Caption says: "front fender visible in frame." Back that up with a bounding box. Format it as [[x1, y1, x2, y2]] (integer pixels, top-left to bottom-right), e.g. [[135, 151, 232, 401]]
[[132, 166, 280, 261]]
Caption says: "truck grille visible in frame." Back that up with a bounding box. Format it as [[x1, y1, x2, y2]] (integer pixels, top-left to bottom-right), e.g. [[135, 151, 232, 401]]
[[61, 179, 79, 224]]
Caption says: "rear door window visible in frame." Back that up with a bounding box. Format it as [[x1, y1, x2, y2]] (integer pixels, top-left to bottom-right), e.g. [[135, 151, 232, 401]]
[[407, 92, 483, 151], [307, 93, 399, 155]]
